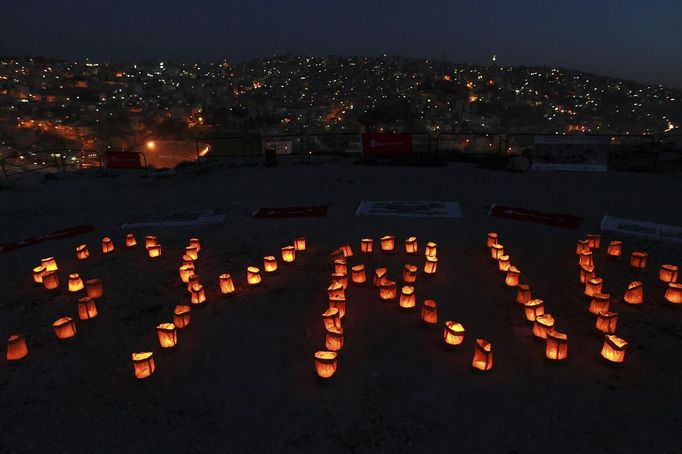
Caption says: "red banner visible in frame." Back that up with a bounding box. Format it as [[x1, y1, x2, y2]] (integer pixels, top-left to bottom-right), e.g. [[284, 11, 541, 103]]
[[361, 133, 413, 157], [0, 225, 95, 254], [104, 151, 143, 169]]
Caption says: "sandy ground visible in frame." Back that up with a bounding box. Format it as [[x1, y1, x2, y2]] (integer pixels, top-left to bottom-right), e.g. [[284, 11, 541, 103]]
[[1, 157, 681, 453]]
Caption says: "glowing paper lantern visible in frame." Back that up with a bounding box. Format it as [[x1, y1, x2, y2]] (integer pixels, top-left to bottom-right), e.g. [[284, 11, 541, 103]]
[[516, 284, 531, 305], [144, 236, 157, 249], [490, 244, 504, 260], [188, 238, 201, 252], [578, 250, 593, 268], [630, 251, 648, 270], [546, 331, 568, 361], [424, 256, 438, 275], [147, 244, 162, 258], [76, 244, 90, 261], [524, 299, 545, 322], [322, 308, 341, 331], [404, 236, 418, 254], [334, 259, 348, 275], [576, 239, 590, 255], [579, 265, 596, 284], [77, 297, 98, 320], [263, 256, 278, 273], [6, 334, 28, 361], [156, 323, 177, 348], [190, 284, 206, 304], [498, 255, 511, 272], [32, 266, 46, 284], [42, 271, 59, 290], [325, 326, 344, 352], [132, 352, 155, 379], [314, 351, 337, 379], [600, 335, 627, 363], [186, 274, 200, 293], [421, 300, 438, 325], [532, 314, 555, 339], [443, 321, 465, 346], [331, 272, 348, 290], [101, 237, 114, 254], [340, 244, 353, 257], [246, 267, 261, 286], [351, 265, 366, 284], [125, 233, 137, 248], [330, 248, 345, 262], [586, 234, 601, 249], [218, 273, 235, 295], [505, 266, 521, 287], [487, 232, 498, 248], [52, 316, 76, 339], [294, 237, 306, 252], [329, 297, 346, 318], [472, 339, 493, 371], [403, 264, 418, 283], [327, 282, 345, 300], [85, 278, 103, 299], [68, 273, 84, 292], [607, 240, 622, 257], [665, 283, 682, 304], [424, 242, 437, 258], [399, 286, 416, 310], [379, 280, 398, 301], [360, 238, 373, 253], [173, 305, 191, 329], [584, 277, 603, 297], [659, 265, 678, 283], [41, 257, 58, 272], [596, 311, 618, 334], [181, 255, 194, 267], [185, 246, 199, 261], [588, 293, 610, 315], [179, 265, 194, 283], [373, 268, 388, 287], [380, 235, 395, 252], [281, 246, 296, 263], [623, 281, 643, 305]]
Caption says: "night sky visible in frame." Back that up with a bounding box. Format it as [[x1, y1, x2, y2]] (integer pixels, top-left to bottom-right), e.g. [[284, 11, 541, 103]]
[[1, 0, 681, 88]]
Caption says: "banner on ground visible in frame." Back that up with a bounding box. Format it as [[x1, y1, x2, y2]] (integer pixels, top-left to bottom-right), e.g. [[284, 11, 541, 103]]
[[361, 133, 413, 157], [488, 204, 583, 229], [601, 215, 682, 243], [532, 136, 609, 172], [0, 225, 95, 254], [253, 206, 328, 218], [121, 211, 226, 228], [356, 201, 462, 218]]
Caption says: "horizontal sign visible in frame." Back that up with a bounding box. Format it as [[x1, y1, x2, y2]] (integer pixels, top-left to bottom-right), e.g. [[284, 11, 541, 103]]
[[104, 151, 143, 169], [253, 206, 328, 218], [489, 204, 583, 230], [121, 211, 226, 228], [361, 133, 413, 156], [356, 201, 462, 218], [601, 215, 682, 243], [532, 136, 609, 172]]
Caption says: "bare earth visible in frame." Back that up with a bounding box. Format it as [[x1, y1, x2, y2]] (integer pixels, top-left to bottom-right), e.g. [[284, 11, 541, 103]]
[[1, 158, 681, 453]]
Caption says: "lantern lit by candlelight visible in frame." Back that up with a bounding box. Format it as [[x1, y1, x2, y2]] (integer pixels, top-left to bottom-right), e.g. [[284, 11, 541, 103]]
[[623, 281, 643, 305], [85, 278, 103, 299], [630, 251, 648, 270], [524, 299, 545, 322], [424, 242, 437, 258], [576, 239, 590, 255], [173, 305, 191, 328], [181, 255, 193, 267], [6, 334, 28, 361], [399, 286, 416, 310], [125, 233, 137, 248], [325, 326, 344, 352], [247, 267, 261, 286], [596, 311, 618, 334], [505, 266, 520, 287], [424, 256, 438, 274], [218, 273, 235, 295], [498, 255, 511, 272], [76, 244, 90, 261], [584, 277, 603, 297], [490, 244, 504, 260], [472, 339, 493, 371], [330, 248, 344, 262], [404, 236, 418, 254], [68, 273, 84, 292], [665, 283, 682, 304], [340, 244, 353, 257], [578, 250, 593, 268], [156, 323, 177, 348], [373, 268, 388, 287], [32, 266, 46, 284], [132, 352, 155, 379], [52, 316, 76, 339], [186, 274, 200, 293], [322, 308, 341, 331], [41, 257, 58, 272], [144, 236, 157, 249], [533, 314, 555, 339], [185, 246, 199, 261], [487, 232, 498, 248], [380, 235, 395, 252], [179, 265, 194, 283], [600, 335, 627, 363], [190, 284, 206, 304], [294, 237, 306, 252], [331, 272, 348, 289], [421, 299, 438, 325], [516, 284, 531, 304], [360, 238, 373, 253], [189, 238, 201, 252], [263, 256, 278, 273], [443, 321, 465, 346], [314, 351, 337, 379], [147, 244, 162, 258], [607, 240, 622, 257], [77, 297, 98, 320], [328, 282, 345, 300], [586, 234, 601, 249], [334, 259, 347, 275], [403, 264, 417, 283], [659, 265, 678, 283], [101, 237, 114, 254], [579, 265, 596, 284], [42, 271, 59, 290], [281, 246, 296, 263], [379, 280, 397, 301], [351, 265, 366, 284], [329, 297, 346, 318], [546, 331, 568, 361], [588, 293, 610, 315]]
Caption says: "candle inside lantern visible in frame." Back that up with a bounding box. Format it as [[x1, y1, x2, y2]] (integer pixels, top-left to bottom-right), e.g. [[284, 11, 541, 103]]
[[173, 305, 191, 329], [340, 244, 353, 257], [524, 299, 545, 322], [578, 250, 593, 268], [132, 352, 156, 379], [263, 256, 278, 273], [360, 238, 373, 253], [443, 321, 465, 346], [596, 311, 618, 334], [585, 277, 603, 297], [607, 240, 622, 257], [147, 244, 162, 258], [186, 274, 200, 293], [399, 286, 416, 310], [181, 254, 194, 267], [588, 293, 610, 315], [505, 266, 521, 287], [546, 331, 568, 361], [403, 264, 418, 283], [325, 326, 344, 352], [334, 259, 347, 275], [487, 232, 498, 248], [144, 236, 157, 249], [41, 257, 58, 272], [156, 323, 177, 348], [472, 339, 493, 371], [188, 238, 201, 252], [76, 244, 90, 261], [219, 273, 235, 295], [379, 280, 398, 301], [659, 264, 678, 283], [281, 246, 296, 263], [85, 278, 103, 299], [575, 239, 590, 255], [322, 308, 341, 331], [101, 237, 114, 254], [665, 283, 682, 304], [52, 316, 76, 339], [331, 272, 348, 290], [380, 235, 395, 252], [294, 237, 306, 252], [516, 284, 531, 304], [246, 267, 261, 286], [623, 281, 644, 305], [68, 273, 84, 292], [328, 297, 347, 318], [630, 251, 648, 270], [179, 265, 194, 283], [424, 242, 437, 258], [498, 255, 511, 272], [32, 265, 46, 284], [424, 256, 438, 275], [586, 234, 601, 249], [579, 265, 596, 284], [351, 265, 367, 284], [404, 236, 418, 254], [77, 297, 98, 320], [6, 334, 28, 361], [190, 284, 206, 305], [421, 299, 438, 325], [532, 314, 555, 339], [185, 246, 199, 261], [327, 282, 345, 300], [42, 271, 59, 290], [600, 335, 628, 363], [490, 244, 504, 260], [314, 351, 338, 379], [373, 268, 388, 287], [125, 233, 137, 248]]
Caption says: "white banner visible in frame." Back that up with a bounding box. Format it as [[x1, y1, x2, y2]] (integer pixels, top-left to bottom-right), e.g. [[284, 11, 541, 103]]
[[356, 201, 462, 218], [600, 215, 682, 243]]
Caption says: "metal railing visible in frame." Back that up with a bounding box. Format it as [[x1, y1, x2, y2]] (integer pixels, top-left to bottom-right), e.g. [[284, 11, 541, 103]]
[[1, 149, 104, 179]]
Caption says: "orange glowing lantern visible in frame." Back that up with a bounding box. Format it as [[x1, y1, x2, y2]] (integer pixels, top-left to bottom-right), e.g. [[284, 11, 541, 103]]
[[334, 259, 348, 275], [186, 274, 200, 293], [173, 305, 191, 329], [85, 278, 103, 299], [403, 264, 418, 283], [42, 271, 59, 290], [487, 232, 498, 248], [52, 316, 76, 339], [579, 265, 596, 284], [185, 246, 199, 261], [585, 277, 603, 297], [328, 282, 345, 300], [77, 297, 98, 320], [490, 244, 504, 260], [380, 235, 395, 252], [630, 251, 648, 270], [586, 234, 601, 249], [373, 267, 388, 287], [156, 323, 177, 348], [331, 272, 348, 289], [294, 237, 306, 252], [132, 352, 156, 379], [498, 255, 511, 272], [607, 240, 622, 257], [263, 256, 278, 273], [659, 264, 678, 283], [443, 321, 465, 346], [424, 242, 437, 258], [179, 265, 194, 283], [533, 314, 555, 339], [218, 273, 235, 295], [665, 283, 682, 304], [325, 326, 344, 352], [360, 238, 373, 253], [181, 254, 194, 267], [68, 273, 84, 292], [578, 250, 593, 268], [190, 284, 206, 304], [76, 244, 90, 261], [399, 286, 416, 310], [623, 281, 643, 305], [144, 236, 158, 249], [41, 257, 58, 272], [516, 284, 531, 304], [340, 244, 353, 257], [146, 244, 161, 258], [546, 331, 568, 361], [32, 266, 46, 284], [404, 236, 418, 254], [322, 308, 341, 331], [421, 299, 438, 325], [330, 248, 345, 262], [424, 256, 438, 274], [314, 351, 337, 379], [351, 265, 367, 284], [328, 297, 346, 318], [472, 339, 493, 371], [379, 280, 398, 301], [596, 311, 618, 334], [247, 267, 261, 286], [600, 335, 627, 363], [101, 237, 114, 254], [125, 233, 137, 248], [576, 239, 590, 255], [281, 246, 296, 263], [588, 293, 610, 315], [189, 238, 201, 252], [524, 299, 545, 321], [6, 334, 28, 361], [505, 266, 520, 287]]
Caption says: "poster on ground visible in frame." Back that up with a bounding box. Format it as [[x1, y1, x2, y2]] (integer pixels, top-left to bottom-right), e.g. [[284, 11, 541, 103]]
[[601, 215, 682, 243], [356, 201, 462, 218], [532, 136, 609, 171]]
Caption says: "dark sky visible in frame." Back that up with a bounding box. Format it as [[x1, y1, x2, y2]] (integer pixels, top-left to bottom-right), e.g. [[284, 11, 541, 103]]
[[1, 0, 681, 88]]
